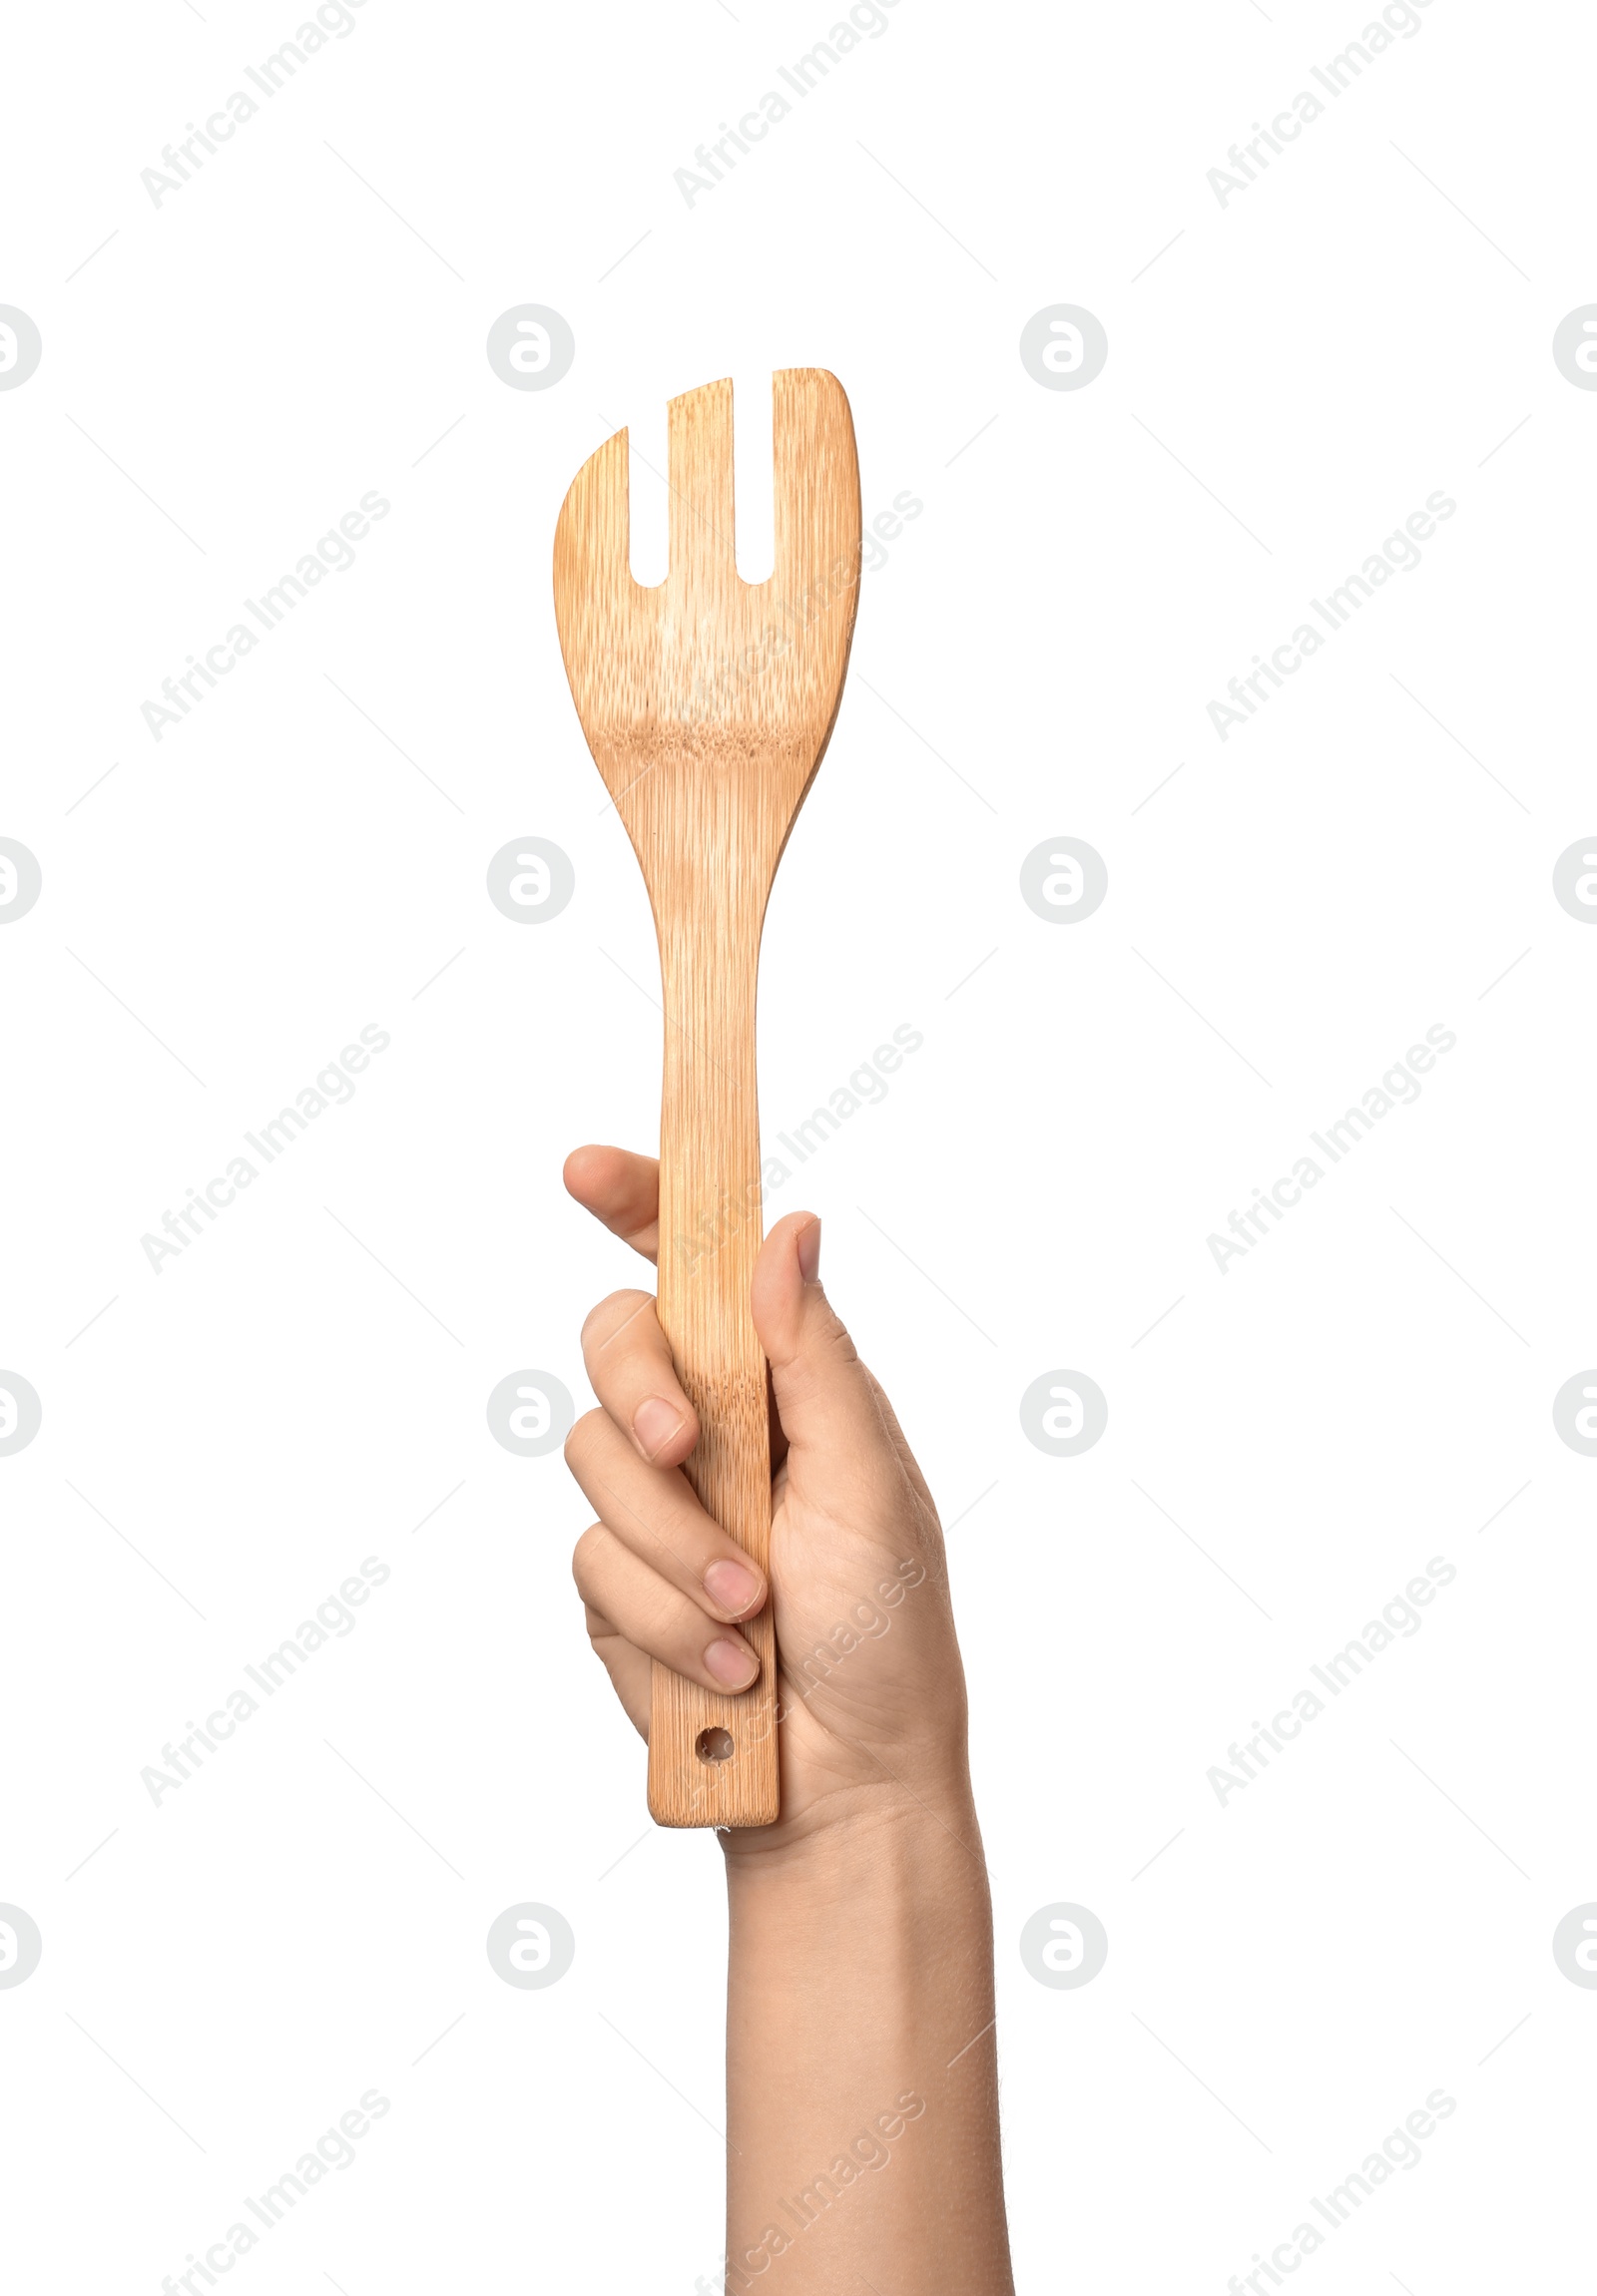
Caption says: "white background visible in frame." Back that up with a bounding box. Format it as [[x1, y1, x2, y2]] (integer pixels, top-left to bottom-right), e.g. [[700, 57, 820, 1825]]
[[3, 0, 1594, 2287]]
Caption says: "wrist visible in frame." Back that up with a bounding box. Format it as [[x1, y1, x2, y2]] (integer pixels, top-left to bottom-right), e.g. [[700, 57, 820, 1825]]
[[724, 1783, 996, 2081], [720, 1767, 983, 1892]]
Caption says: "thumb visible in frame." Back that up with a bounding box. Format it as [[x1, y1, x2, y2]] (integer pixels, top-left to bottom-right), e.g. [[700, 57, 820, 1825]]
[[750, 1213, 887, 1463]]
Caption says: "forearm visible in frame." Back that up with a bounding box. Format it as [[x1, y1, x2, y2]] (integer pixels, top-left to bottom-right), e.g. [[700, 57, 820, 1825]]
[[722, 1787, 1015, 2295], [559, 1152, 1012, 2284]]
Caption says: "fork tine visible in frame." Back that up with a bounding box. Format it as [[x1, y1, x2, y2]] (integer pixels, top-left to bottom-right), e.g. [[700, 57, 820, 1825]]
[[667, 377, 737, 587], [553, 427, 632, 626], [773, 368, 859, 615]]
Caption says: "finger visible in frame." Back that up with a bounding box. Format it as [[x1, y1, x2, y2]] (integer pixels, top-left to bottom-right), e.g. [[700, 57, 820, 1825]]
[[565, 1409, 768, 1621], [578, 1587, 652, 1738], [751, 1212, 900, 1469], [564, 1145, 660, 1264], [573, 1522, 760, 1692], [580, 1288, 700, 1468]]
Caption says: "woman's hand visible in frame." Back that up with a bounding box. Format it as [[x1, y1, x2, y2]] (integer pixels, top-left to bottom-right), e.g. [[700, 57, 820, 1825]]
[[566, 1145, 1013, 2291], [562, 1144, 972, 1853]]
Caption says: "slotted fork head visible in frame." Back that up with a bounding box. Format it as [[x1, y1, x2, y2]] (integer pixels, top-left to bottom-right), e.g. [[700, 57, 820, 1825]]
[[553, 369, 860, 899]]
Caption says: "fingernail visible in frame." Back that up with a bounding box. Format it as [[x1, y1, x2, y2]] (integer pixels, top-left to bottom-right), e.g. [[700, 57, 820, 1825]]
[[706, 1636, 759, 1689], [797, 1217, 821, 1283], [633, 1396, 684, 1458], [704, 1557, 763, 1615]]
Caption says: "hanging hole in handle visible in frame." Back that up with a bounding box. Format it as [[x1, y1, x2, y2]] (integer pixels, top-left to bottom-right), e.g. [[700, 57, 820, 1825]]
[[696, 1726, 735, 1764]]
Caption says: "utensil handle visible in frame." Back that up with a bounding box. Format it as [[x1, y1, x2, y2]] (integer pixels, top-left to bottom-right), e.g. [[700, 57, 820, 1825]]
[[648, 915, 779, 1828]]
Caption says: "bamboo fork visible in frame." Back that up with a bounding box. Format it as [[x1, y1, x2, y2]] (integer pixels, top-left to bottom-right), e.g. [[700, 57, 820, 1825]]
[[553, 372, 861, 1825]]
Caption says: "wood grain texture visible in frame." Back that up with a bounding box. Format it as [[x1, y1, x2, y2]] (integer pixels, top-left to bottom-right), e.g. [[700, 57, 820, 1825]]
[[553, 371, 861, 1827]]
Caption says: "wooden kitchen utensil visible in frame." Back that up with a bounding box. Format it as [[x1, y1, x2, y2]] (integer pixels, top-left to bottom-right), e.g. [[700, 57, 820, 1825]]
[[553, 371, 861, 1827]]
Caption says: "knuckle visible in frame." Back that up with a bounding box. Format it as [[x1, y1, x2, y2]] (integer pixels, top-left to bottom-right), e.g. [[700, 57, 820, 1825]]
[[570, 1520, 609, 1592], [563, 1407, 608, 1473], [580, 1287, 655, 1356], [783, 1299, 860, 1393]]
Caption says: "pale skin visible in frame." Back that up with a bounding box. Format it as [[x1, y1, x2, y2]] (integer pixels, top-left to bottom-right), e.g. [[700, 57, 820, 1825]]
[[564, 1145, 1015, 2295]]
